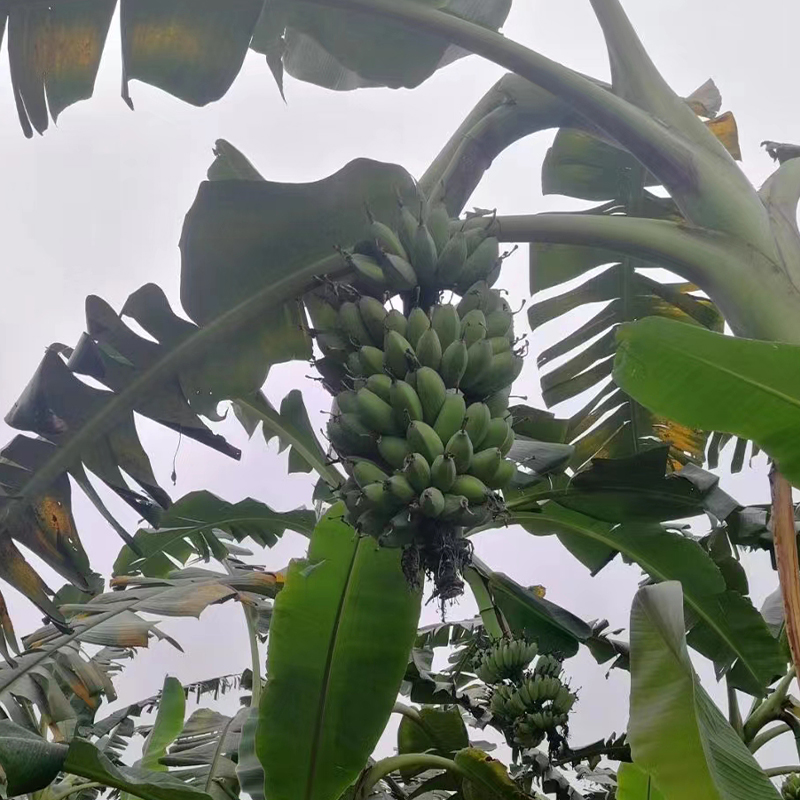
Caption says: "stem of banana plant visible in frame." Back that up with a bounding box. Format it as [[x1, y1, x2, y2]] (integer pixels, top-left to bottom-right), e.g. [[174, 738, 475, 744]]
[[726, 677, 743, 737], [743, 666, 796, 743], [765, 766, 800, 778], [243, 605, 262, 707], [777, 712, 800, 762], [49, 782, 105, 800], [359, 754, 465, 796], [463, 567, 506, 639], [750, 723, 790, 753], [771, 468, 800, 696]]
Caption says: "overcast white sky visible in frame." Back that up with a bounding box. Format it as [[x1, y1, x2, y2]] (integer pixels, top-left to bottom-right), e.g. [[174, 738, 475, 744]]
[[0, 0, 798, 786]]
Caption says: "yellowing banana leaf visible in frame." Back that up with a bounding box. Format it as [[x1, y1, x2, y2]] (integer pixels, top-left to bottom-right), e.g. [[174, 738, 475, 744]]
[[614, 317, 800, 487], [513, 504, 785, 695], [628, 582, 780, 800], [253, 0, 512, 93], [257, 504, 422, 800]]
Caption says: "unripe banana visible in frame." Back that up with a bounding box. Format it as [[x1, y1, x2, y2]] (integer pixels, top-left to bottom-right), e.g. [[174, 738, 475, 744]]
[[352, 459, 389, 488], [480, 417, 511, 451], [415, 367, 447, 424], [500, 426, 515, 457], [486, 458, 515, 490], [329, 414, 376, 457], [460, 310, 488, 347], [782, 774, 800, 800], [407, 421, 445, 464], [317, 331, 350, 363], [457, 237, 500, 291], [464, 403, 491, 448], [441, 494, 469, 521], [446, 430, 474, 474], [357, 508, 394, 537], [464, 225, 488, 255], [381, 253, 418, 291], [389, 379, 423, 425], [384, 309, 408, 337], [553, 686, 576, 715], [470, 448, 503, 483], [419, 486, 446, 518], [440, 340, 469, 389], [471, 351, 525, 397], [457, 281, 491, 317], [406, 307, 431, 349], [362, 482, 394, 510], [425, 202, 451, 254], [460, 340, 494, 391], [488, 336, 512, 355], [436, 230, 468, 285], [433, 392, 467, 447], [485, 387, 512, 417], [431, 304, 461, 352], [368, 212, 408, 260], [384, 331, 416, 378], [535, 655, 562, 678], [508, 690, 528, 716], [377, 436, 412, 470], [403, 452, 432, 493], [397, 201, 419, 257], [416, 328, 442, 370], [385, 474, 417, 505], [346, 351, 364, 378], [335, 390, 360, 415], [431, 454, 457, 492], [412, 218, 439, 284], [451, 474, 489, 504], [486, 309, 514, 339], [356, 388, 401, 435], [366, 373, 392, 403], [347, 253, 388, 290], [359, 346, 386, 377], [305, 291, 340, 331]]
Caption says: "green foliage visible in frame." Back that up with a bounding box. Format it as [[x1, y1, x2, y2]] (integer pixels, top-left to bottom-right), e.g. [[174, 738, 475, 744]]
[[256, 505, 422, 800], [628, 582, 781, 800]]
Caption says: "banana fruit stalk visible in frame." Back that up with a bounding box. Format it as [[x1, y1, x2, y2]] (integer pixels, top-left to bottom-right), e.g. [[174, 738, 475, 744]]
[[306, 205, 522, 601]]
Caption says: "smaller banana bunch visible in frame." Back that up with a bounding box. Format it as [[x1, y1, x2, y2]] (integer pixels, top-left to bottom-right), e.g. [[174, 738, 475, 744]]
[[475, 638, 539, 683], [482, 646, 577, 750], [784, 774, 800, 800], [341, 201, 503, 297]]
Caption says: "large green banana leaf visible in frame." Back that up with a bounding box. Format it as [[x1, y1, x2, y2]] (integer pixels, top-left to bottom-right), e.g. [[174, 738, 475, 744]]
[[256, 504, 422, 800], [628, 582, 780, 800], [513, 504, 785, 695], [1, 0, 511, 136], [0, 154, 414, 626], [614, 317, 800, 487], [530, 126, 724, 470]]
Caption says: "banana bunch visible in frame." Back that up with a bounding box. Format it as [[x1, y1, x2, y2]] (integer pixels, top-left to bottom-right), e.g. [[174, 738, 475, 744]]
[[339, 201, 503, 297], [784, 774, 800, 800], [483, 651, 577, 750], [475, 638, 539, 684]]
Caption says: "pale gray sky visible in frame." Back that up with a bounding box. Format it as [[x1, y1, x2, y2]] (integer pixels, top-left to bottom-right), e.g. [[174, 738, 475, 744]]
[[0, 0, 798, 785]]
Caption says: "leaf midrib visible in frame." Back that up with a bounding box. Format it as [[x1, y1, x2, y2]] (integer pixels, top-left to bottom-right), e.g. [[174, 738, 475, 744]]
[[306, 538, 362, 800], [512, 511, 765, 689]]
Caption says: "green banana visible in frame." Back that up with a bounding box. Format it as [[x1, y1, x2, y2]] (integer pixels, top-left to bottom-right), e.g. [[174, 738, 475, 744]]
[[431, 303, 461, 351], [346, 253, 387, 291], [356, 509, 392, 538], [377, 436, 412, 470], [362, 482, 395, 510], [339, 301, 374, 347], [460, 309, 487, 347], [457, 237, 500, 290], [357, 296, 388, 343], [365, 373, 392, 403], [397, 200, 419, 257], [440, 340, 469, 389], [460, 340, 494, 390], [441, 493, 469, 520], [470, 448, 502, 483], [416, 328, 442, 370], [328, 416, 374, 458], [386, 474, 417, 505], [457, 281, 491, 317], [480, 417, 511, 450], [435, 230, 468, 285], [381, 253, 418, 291], [305, 289, 340, 331], [352, 459, 389, 488], [419, 486, 446, 519], [389, 379, 424, 426], [431, 454, 457, 492], [463, 403, 491, 448], [403, 452, 431, 493], [415, 366, 447, 424], [411, 217, 438, 284], [446, 430, 474, 473], [334, 390, 359, 415], [488, 336, 512, 355], [384, 330, 416, 378], [359, 346, 386, 377], [425, 202, 451, 254], [486, 309, 513, 339], [433, 392, 467, 447], [345, 351, 364, 378], [408, 420, 445, 464], [356, 388, 400, 435], [464, 225, 488, 255], [451, 474, 489, 504], [486, 458, 515, 489], [500, 424, 515, 457], [406, 307, 431, 349], [485, 386, 512, 417], [472, 351, 524, 397], [384, 308, 408, 337], [367, 210, 407, 260], [316, 331, 350, 363]]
